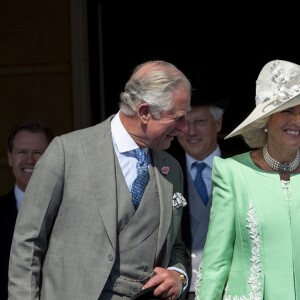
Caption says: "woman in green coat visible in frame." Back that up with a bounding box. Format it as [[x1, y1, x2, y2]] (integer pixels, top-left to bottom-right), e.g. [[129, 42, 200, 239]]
[[196, 59, 300, 300]]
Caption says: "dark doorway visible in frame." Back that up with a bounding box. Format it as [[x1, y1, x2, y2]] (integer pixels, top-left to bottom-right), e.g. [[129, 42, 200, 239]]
[[87, 2, 300, 154]]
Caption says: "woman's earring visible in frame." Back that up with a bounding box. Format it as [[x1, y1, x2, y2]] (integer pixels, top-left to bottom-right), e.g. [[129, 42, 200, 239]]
[[264, 128, 268, 133]]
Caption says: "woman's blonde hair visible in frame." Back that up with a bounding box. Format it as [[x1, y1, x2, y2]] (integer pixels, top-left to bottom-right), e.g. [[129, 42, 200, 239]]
[[241, 116, 269, 149]]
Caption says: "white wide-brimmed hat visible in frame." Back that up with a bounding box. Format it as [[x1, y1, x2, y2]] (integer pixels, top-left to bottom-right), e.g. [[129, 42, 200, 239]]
[[226, 59, 300, 139]]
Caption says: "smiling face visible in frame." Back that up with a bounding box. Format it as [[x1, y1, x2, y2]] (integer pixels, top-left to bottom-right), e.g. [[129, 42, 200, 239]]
[[138, 86, 191, 150], [176, 105, 222, 160], [266, 104, 300, 157], [7, 130, 49, 191]]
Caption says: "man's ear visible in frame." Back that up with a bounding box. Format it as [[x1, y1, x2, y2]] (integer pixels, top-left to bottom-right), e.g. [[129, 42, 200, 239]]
[[138, 103, 151, 123], [216, 117, 223, 133]]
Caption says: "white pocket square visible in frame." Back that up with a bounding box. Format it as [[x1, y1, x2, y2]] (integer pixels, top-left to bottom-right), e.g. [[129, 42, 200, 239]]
[[172, 192, 187, 208]]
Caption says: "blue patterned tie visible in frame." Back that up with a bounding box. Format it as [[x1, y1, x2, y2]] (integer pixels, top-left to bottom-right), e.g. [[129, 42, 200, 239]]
[[193, 162, 209, 205], [131, 148, 149, 209]]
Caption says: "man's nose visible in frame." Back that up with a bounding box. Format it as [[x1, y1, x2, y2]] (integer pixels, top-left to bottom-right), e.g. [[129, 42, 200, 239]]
[[177, 117, 188, 133]]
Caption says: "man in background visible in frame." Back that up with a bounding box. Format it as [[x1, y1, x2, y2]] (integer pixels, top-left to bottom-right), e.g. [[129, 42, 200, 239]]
[[0, 118, 53, 299], [168, 96, 228, 300]]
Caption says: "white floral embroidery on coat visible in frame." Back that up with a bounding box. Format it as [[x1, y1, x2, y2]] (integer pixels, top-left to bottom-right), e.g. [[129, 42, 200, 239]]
[[195, 201, 262, 300], [223, 201, 262, 300], [195, 262, 202, 300]]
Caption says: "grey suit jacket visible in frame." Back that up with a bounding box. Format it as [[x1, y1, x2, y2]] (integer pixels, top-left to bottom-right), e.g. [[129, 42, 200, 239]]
[[8, 116, 186, 300]]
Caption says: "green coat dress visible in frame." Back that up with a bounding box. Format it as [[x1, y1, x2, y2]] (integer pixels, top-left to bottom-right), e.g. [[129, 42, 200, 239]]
[[196, 152, 300, 300]]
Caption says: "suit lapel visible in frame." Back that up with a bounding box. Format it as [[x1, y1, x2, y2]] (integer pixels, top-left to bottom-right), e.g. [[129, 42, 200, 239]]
[[151, 150, 173, 254], [81, 118, 118, 251]]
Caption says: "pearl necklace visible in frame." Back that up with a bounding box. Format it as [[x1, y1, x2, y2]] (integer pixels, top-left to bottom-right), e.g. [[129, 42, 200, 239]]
[[263, 145, 300, 174]]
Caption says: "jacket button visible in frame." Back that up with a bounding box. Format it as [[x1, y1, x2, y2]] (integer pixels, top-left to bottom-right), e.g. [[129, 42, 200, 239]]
[[108, 255, 114, 261]]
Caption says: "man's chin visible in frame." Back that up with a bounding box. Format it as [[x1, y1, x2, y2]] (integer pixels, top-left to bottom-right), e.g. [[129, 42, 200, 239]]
[[163, 138, 174, 150]]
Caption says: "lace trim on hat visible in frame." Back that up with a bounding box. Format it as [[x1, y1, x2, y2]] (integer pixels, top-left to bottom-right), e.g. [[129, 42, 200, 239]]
[[195, 201, 262, 300]]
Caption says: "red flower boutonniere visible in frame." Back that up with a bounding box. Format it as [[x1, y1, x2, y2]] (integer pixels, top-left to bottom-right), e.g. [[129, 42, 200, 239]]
[[161, 166, 170, 175]]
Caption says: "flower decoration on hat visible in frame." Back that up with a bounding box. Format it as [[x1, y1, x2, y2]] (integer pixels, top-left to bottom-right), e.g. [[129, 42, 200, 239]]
[[260, 60, 300, 113], [270, 61, 300, 101], [161, 166, 170, 176]]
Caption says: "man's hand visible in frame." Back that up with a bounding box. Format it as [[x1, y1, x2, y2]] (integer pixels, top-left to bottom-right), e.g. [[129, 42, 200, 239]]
[[142, 267, 184, 299]]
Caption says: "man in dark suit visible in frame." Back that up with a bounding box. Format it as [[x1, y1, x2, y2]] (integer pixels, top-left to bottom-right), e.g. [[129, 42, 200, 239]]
[[0, 118, 53, 300], [167, 96, 229, 300]]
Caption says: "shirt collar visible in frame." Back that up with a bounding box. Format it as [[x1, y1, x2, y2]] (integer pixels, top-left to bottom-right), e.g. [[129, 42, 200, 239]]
[[111, 111, 148, 155], [14, 184, 24, 210], [186, 145, 221, 172]]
